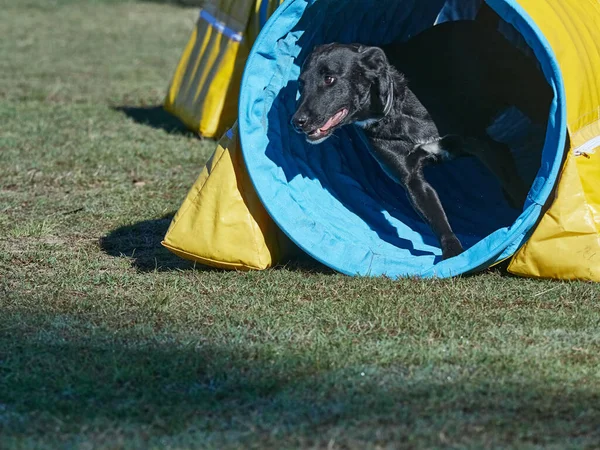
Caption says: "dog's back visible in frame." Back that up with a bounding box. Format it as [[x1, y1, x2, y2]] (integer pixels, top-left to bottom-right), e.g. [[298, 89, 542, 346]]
[[383, 20, 551, 136]]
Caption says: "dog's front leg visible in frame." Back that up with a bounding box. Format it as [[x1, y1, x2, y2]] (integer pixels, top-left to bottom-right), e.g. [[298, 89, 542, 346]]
[[402, 165, 464, 259], [375, 143, 464, 259]]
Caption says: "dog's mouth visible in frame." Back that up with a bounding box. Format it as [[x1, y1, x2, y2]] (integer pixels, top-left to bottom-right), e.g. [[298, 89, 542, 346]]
[[306, 108, 349, 141]]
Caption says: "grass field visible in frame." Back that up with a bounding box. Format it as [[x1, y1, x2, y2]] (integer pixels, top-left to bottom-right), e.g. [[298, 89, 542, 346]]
[[1, 1, 600, 448]]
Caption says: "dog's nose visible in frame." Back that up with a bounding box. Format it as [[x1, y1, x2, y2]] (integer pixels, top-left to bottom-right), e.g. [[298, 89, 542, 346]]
[[292, 114, 308, 132]]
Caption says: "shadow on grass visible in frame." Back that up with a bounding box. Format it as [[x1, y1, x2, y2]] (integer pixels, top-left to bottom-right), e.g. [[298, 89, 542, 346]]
[[112, 105, 198, 137], [1, 319, 599, 447], [99, 214, 332, 274], [99, 213, 200, 272]]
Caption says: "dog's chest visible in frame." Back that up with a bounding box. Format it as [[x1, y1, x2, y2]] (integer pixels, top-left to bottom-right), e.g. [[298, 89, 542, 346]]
[[361, 130, 454, 186], [418, 140, 453, 160], [357, 90, 457, 182]]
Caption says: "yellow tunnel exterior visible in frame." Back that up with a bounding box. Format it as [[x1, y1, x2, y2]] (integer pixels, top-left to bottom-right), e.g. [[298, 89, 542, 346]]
[[508, 0, 600, 280]]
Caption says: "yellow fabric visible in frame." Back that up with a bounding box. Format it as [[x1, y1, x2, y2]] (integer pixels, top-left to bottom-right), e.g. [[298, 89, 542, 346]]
[[508, 0, 600, 281], [162, 123, 297, 270], [164, 0, 283, 138]]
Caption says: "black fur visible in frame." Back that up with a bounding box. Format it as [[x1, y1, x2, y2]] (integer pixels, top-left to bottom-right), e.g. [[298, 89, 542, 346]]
[[292, 20, 551, 259]]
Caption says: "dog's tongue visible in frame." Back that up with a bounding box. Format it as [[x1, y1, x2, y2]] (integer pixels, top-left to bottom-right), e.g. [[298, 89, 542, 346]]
[[320, 109, 347, 132]]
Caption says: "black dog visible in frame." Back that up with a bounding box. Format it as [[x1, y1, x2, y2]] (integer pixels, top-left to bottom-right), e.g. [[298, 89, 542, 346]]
[[292, 20, 551, 259]]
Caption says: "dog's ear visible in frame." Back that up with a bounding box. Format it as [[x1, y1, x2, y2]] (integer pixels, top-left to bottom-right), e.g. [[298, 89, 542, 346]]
[[356, 46, 399, 117], [356, 46, 389, 76]]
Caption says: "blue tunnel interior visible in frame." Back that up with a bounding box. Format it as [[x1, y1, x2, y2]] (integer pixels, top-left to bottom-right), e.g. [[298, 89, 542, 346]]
[[239, 0, 566, 278]]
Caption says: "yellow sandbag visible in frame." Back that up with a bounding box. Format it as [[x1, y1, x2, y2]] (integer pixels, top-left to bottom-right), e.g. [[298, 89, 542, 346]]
[[162, 123, 297, 270], [164, 0, 282, 138], [508, 0, 600, 281]]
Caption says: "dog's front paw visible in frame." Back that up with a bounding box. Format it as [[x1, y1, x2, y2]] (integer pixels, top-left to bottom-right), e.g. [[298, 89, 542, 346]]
[[441, 236, 464, 260]]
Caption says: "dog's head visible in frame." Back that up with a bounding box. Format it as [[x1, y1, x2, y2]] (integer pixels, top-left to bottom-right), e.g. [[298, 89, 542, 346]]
[[291, 43, 399, 144]]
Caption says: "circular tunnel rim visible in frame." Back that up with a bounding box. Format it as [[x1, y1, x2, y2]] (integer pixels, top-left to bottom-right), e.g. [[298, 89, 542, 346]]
[[239, 0, 568, 278]]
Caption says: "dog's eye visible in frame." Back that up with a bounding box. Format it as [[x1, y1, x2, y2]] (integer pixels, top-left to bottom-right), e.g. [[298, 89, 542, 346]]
[[324, 75, 335, 85]]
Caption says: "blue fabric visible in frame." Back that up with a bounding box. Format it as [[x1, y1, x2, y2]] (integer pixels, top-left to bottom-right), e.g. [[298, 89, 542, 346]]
[[238, 0, 567, 278]]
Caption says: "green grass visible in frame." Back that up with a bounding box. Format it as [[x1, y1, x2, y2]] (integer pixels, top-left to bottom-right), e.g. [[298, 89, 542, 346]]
[[1, 1, 600, 448]]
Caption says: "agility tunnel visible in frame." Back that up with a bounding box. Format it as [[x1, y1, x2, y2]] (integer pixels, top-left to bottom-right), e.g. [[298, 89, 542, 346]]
[[164, 0, 283, 138], [164, 0, 600, 280]]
